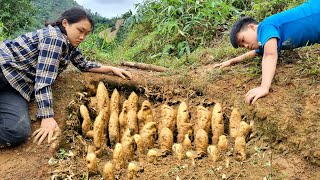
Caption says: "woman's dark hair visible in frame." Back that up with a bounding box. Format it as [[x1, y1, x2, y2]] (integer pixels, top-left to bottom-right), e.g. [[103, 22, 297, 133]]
[[229, 16, 258, 48], [45, 7, 94, 34]]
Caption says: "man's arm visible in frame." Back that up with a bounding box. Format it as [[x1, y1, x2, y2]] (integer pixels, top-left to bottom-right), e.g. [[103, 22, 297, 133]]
[[213, 50, 258, 68], [245, 38, 278, 104]]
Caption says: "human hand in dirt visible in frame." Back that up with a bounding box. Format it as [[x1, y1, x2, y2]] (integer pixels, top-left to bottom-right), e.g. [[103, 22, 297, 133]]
[[32, 118, 60, 145], [212, 60, 233, 69], [112, 67, 132, 80], [245, 86, 269, 104]]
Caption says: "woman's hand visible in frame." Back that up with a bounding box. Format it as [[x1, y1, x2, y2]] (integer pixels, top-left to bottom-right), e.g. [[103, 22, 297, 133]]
[[32, 117, 60, 145], [212, 60, 233, 69], [245, 86, 269, 104], [111, 67, 132, 80]]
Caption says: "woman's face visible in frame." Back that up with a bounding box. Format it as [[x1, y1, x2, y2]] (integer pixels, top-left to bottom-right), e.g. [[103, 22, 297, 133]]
[[62, 18, 92, 47]]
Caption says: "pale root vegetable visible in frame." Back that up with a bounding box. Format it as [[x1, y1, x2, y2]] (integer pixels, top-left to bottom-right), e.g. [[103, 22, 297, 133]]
[[177, 122, 192, 143], [87, 145, 96, 154], [195, 129, 208, 153], [234, 136, 246, 161], [159, 104, 176, 134], [93, 109, 107, 149], [103, 161, 115, 180], [186, 150, 201, 166], [140, 122, 157, 151], [113, 143, 124, 170], [96, 82, 110, 113], [212, 124, 224, 145], [217, 135, 228, 153], [176, 102, 189, 130], [134, 134, 143, 159], [127, 109, 139, 134], [80, 104, 92, 135], [211, 103, 224, 144], [108, 111, 120, 147], [86, 152, 98, 173], [86, 130, 94, 138], [183, 134, 192, 150], [127, 161, 143, 180], [237, 121, 251, 138], [159, 127, 174, 151], [110, 88, 120, 114], [229, 108, 241, 138], [128, 91, 139, 111], [147, 148, 167, 163], [194, 106, 211, 134], [122, 130, 134, 162], [172, 143, 185, 160], [137, 100, 154, 133], [119, 100, 129, 140], [207, 145, 219, 162]]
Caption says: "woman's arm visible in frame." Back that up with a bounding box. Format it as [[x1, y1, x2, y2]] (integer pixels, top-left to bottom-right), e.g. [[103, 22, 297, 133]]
[[88, 65, 132, 79]]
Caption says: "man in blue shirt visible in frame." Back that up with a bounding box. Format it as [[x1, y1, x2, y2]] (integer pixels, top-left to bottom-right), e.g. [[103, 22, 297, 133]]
[[213, 0, 320, 104]]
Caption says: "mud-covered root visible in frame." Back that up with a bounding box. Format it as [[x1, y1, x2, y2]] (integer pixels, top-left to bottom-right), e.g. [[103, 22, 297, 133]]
[[127, 161, 144, 180], [172, 143, 185, 160], [195, 129, 208, 154], [127, 92, 139, 134], [108, 111, 120, 148], [113, 143, 125, 170], [93, 109, 107, 151], [110, 88, 120, 114], [86, 145, 98, 174], [159, 127, 174, 152], [122, 129, 135, 163], [217, 135, 228, 153], [147, 148, 168, 163], [96, 81, 110, 113], [229, 108, 242, 138], [234, 136, 246, 161], [137, 100, 154, 133], [183, 134, 192, 150], [140, 122, 157, 151], [103, 161, 115, 180], [177, 122, 192, 143], [207, 145, 219, 162], [237, 121, 251, 138], [134, 134, 143, 159], [186, 150, 202, 166], [119, 100, 129, 140], [158, 104, 176, 134], [194, 105, 211, 134], [80, 104, 92, 136], [49, 127, 62, 153], [211, 102, 224, 144]]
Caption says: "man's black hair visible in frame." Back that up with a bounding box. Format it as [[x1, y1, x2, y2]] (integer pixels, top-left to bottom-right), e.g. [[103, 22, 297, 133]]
[[229, 16, 258, 48]]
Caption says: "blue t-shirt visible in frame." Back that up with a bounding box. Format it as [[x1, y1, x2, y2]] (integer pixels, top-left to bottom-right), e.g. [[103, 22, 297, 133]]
[[256, 0, 320, 54]]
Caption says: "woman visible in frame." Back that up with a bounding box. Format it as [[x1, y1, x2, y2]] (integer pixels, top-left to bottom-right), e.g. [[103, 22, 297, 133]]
[[0, 7, 132, 147]]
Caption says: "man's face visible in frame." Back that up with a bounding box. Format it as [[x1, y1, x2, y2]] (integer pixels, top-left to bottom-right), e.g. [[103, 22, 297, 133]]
[[236, 24, 259, 50], [63, 18, 92, 47]]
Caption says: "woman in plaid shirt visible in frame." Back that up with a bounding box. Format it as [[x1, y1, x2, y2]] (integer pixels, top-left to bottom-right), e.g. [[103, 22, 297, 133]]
[[0, 7, 132, 147]]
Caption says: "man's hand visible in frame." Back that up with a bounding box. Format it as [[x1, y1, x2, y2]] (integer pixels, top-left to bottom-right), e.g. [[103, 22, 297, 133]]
[[212, 60, 233, 69], [111, 67, 132, 80], [32, 117, 59, 145], [245, 86, 269, 104]]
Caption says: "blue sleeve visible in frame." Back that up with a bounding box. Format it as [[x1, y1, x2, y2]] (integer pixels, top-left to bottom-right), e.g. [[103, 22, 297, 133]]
[[257, 24, 280, 54]]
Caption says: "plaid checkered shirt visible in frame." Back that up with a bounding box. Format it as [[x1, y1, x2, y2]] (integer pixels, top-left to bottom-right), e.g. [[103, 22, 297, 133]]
[[0, 25, 101, 119]]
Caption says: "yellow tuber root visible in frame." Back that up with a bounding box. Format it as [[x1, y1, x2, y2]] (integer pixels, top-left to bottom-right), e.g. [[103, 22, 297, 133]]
[[113, 143, 125, 170], [172, 143, 185, 160], [140, 122, 157, 151], [177, 122, 192, 143], [234, 136, 246, 161], [229, 108, 241, 138], [80, 104, 92, 136], [217, 135, 228, 153], [127, 161, 143, 180], [195, 129, 209, 154], [237, 121, 251, 138], [183, 134, 192, 150], [103, 161, 115, 180], [108, 111, 120, 147], [194, 105, 211, 134], [119, 100, 129, 140], [159, 127, 174, 151], [211, 102, 224, 144], [86, 146, 98, 174], [93, 109, 107, 150], [137, 100, 154, 133], [110, 88, 120, 114], [186, 150, 201, 166], [207, 145, 219, 162], [122, 129, 134, 163], [134, 134, 143, 160], [159, 104, 176, 134], [147, 148, 167, 163]]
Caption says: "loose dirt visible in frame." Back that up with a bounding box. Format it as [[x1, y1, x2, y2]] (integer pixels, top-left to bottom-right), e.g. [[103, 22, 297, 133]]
[[0, 61, 319, 180]]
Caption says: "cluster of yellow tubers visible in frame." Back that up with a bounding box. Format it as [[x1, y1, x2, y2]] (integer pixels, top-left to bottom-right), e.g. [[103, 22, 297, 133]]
[[79, 82, 252, 178]]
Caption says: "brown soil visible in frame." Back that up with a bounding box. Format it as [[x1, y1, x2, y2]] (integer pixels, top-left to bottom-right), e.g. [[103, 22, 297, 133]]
[[0, 61, 320, 180]]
